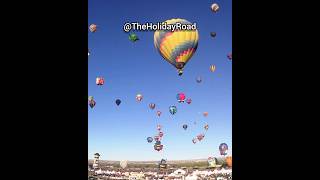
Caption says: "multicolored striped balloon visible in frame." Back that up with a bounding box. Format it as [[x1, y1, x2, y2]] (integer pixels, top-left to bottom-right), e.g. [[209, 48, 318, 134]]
[[154, 18, 199, 75]]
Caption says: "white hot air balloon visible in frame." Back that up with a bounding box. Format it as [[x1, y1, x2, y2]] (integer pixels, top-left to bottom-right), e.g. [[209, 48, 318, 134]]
[[120, 160, 128, 169]]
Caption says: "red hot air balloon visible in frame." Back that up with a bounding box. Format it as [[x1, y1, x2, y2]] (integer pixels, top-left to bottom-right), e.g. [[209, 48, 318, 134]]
[[203, 112, 209, 117], [157, 111, 162, 117], [176, 93, 186, 103], [96, 77, 104, 86]]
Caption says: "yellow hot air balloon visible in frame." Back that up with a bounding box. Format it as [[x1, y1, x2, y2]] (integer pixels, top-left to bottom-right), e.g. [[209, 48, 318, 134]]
[[210, 65, 216, 72], [154, 18, 199, 76]]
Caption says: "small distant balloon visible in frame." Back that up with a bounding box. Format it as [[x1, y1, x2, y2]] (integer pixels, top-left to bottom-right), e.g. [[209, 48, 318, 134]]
[[203, 112, 209, 117], [183, 124, 188, 130], [169, 106, 177, 115], [154, 143, 163, 151], [136, 94, 143, 102], [154, 136, 160, 142], [210, 65, 216, 72], [186, 98, 192, 104], [219, 143, 229, 155], [157, 111, 162, 117], [120, 160, 128, 169], [147, 137, 153, 143], [192, 138, 197, 144], [196, 76, 202, 83], [227, 53, 232, 60], [197, 134, 205, 141], [149, 103, 156, 110], [158, 131, 164, 138], [89, 24, 97, 32], [115, 99, 121, 106], [88, 49, 90, 56], [157, 124, 162, 131], [89, 100, 96, 108], [210, 32, 217, 38], [96, 77, 104, 86], [129, 33, 139, 42], [211, 3, 220, 13], [204, 124, 209, 131], [176, 93, 186, 103], [88, 96, 94, 101]]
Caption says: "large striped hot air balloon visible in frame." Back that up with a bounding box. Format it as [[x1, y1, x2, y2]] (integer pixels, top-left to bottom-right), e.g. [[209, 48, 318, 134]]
[[154, 18, 199, 76]]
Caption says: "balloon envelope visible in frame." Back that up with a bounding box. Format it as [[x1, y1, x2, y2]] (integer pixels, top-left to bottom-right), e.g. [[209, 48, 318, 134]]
[[136, 94, 143, 101], [89, 24, 97, 32], [210, 32, 216, 38], [183, 124, 188, 130], [219, 143, 229, 155], [186, 98, 192, 104], [176, 93, 186, 103], [196, 76, 202, 83], [210, 65, 216, 72], [157, 111, 162, 117], [211, 3, 220, 13], [147, 137, 153, 143], [115, 99, 121, 106], [149, 103, 156, 110], [154, 18, 199, 76], [169, 106, 177, 115], [120, 160, 128, 169]]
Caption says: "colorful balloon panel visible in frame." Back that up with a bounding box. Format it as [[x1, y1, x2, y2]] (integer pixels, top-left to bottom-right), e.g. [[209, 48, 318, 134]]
[[154, 19, 199, 74]]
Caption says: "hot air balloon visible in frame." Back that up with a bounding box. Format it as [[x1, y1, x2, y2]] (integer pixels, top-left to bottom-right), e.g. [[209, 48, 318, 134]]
[[169, 106, 177, 115], [176, 93, 186, 103], [159, 131, 164, 138], [88, 49, 90, 56], [204, 124, 209, 131], [89, 24, 97, 32], [197, 134, 205, 141], [154, 141, 163, 151], [211, 3, 220, 13], [203, 112, 208, 117], [96, 77, 104, 86], [219, 143, 229, 156], [147, 137, 153, 143], [149, 103, 156, 110], [157, 111, 162, 117], [227, 52, 232, 60], [192, 138, 197, 144], [88, 96, 94, 101], [154, 136, 160, 142], [157, 124, 162, 131], [210, 32, 217, 38], [89, 100, 96, 108], [186, 98, 192, 104], [136, 94, 143, 102], [154, 18, 199, 76], [225, 156, 232, 167], [196, 76, 202, 83], [210, 65, 216, 72], [183, 124, 188, 130], [120, 160, 128, 169], [115, 99, 121, 106], [129, 33, 139, 42]]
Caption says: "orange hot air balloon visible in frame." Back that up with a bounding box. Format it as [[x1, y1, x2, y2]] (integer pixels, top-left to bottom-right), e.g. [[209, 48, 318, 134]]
[[203, 112, 208, 117], [225, 156, 232, 167]]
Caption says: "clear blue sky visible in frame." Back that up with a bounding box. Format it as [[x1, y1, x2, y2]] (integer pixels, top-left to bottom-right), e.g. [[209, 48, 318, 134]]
[[89, 0, 232, 161]]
